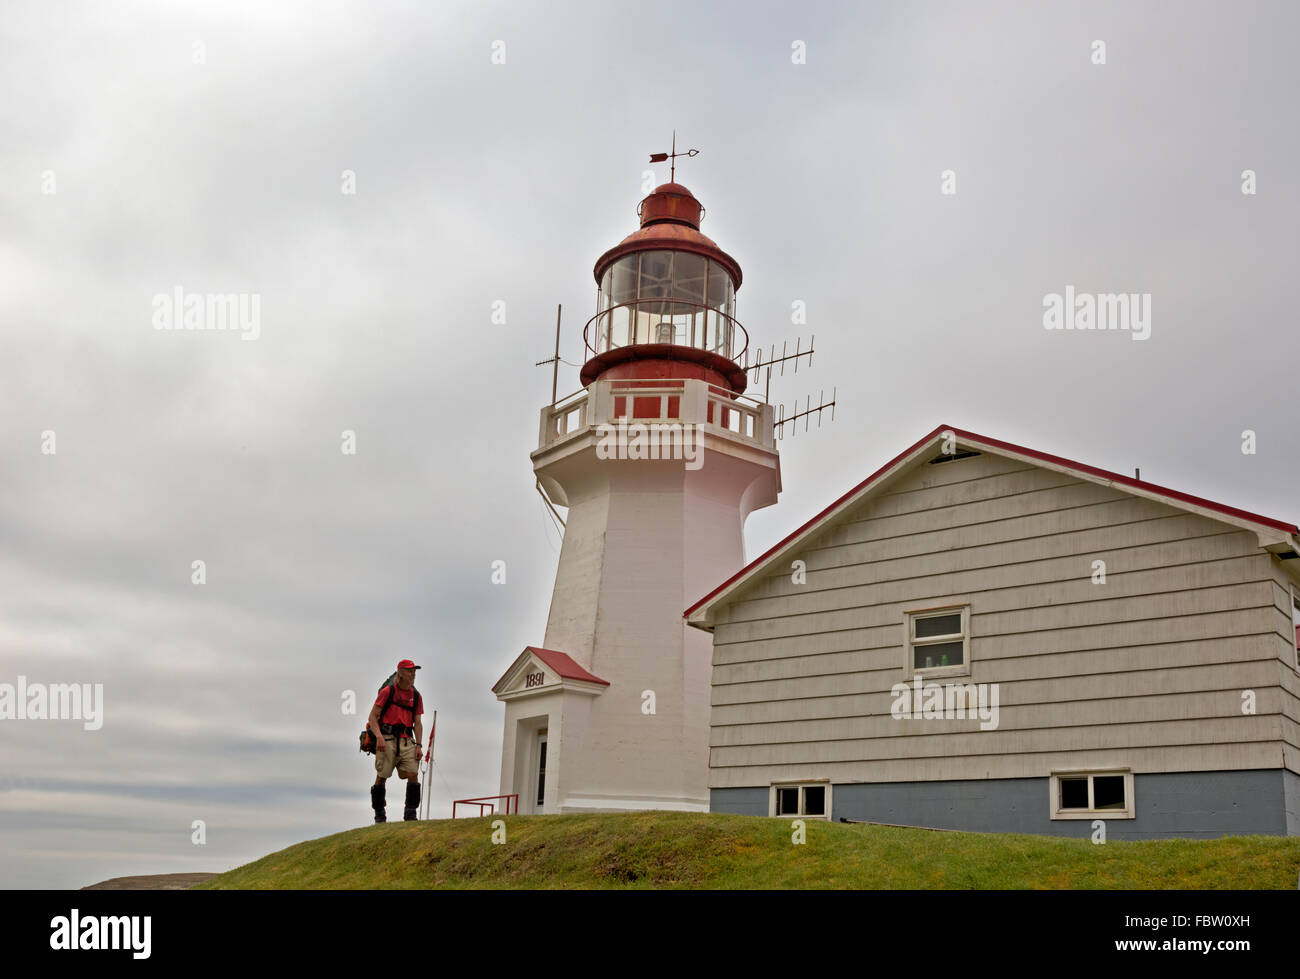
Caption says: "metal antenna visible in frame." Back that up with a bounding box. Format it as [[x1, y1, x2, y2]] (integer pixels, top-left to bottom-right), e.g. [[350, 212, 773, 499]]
[[776, 387, 837, 440], [747, 334, 816, 402], [533, 304, 563, 405], [744, 331, 838, 440]]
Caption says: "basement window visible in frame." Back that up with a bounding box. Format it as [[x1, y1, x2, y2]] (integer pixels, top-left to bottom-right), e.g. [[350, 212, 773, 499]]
[[904, 605, 971, 679], [1050, 769, 1134, 819], [771, 781, 831, 821]]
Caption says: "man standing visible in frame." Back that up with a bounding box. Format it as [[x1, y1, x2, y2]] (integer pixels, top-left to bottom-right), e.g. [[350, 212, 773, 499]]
[[367, 660, 424, 823]]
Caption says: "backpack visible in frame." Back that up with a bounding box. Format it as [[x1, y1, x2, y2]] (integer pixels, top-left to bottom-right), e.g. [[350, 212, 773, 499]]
[[359, 674, 421, 753]]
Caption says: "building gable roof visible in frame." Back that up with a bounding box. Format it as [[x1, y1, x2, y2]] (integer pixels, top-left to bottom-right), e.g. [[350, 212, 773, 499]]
[[491, 646, 609, 695], [685, 424, 1300, 629]]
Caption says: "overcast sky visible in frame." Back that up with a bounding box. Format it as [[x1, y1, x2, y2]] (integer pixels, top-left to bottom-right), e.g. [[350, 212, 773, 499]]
[[2, 0, 1297, 889]]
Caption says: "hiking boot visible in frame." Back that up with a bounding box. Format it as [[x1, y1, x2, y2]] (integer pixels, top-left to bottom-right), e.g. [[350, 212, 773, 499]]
[[404, 781, 420, 821], [371, 783, 387, 824]]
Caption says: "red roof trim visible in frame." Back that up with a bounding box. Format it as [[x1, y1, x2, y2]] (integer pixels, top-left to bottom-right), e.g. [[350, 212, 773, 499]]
[[683, 424, 1299, 620], [682, 425, 944, 619], [951, 428, 1299, 535], [491, 646, 610, 692]]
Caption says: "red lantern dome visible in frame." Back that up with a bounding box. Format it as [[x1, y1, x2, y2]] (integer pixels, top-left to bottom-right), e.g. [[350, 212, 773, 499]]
[[582, 182, 748, 393]]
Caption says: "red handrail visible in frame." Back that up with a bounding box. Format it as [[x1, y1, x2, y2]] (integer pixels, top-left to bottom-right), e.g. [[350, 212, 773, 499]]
[[452, 794, 519, 818]]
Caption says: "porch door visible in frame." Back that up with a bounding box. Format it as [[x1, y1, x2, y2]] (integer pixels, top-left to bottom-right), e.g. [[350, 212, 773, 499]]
[[533, 731, 548, 812]]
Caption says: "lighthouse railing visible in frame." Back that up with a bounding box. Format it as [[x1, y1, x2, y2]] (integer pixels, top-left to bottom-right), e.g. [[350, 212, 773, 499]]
[[583, 300, 749, 364], [540, 386, 590, 445], [705, 383, 770, 446], [538, 379, 775, 451]]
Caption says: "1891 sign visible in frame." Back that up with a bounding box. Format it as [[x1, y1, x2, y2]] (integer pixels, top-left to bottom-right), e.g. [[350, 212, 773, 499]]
[[525, 671, 545, 688]]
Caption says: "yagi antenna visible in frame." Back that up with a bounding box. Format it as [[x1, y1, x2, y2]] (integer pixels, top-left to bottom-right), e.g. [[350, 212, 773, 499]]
[[746, 334, 816, 402], [776, 388, 837, 440], [745, 332, 839, 440]]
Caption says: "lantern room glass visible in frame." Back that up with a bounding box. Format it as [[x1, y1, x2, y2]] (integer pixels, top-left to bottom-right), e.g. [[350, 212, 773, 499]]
[[595, 252, 736, 357]]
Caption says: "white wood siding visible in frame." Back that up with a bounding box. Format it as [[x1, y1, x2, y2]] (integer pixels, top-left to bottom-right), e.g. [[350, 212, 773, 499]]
[[1267, 562, 1300, 766], [710, 451, 1293, 787]]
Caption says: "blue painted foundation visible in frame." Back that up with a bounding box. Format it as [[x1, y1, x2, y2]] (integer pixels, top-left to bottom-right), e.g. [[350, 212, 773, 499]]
[[712, 769, 1299, 839]]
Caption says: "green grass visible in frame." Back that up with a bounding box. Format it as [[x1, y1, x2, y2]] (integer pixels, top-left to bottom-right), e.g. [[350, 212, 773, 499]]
[[194, 812, 1300, 889]]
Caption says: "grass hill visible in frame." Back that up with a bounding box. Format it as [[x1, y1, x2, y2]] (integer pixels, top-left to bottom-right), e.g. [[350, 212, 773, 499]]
[[194, 811, 1300, 889]]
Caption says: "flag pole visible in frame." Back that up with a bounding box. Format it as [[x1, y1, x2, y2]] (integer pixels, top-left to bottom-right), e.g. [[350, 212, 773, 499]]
[[422, 710, 436, 819]]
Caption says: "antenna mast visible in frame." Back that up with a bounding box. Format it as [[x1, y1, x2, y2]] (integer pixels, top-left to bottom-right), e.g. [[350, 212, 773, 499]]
[[533, 304, 563, 406]]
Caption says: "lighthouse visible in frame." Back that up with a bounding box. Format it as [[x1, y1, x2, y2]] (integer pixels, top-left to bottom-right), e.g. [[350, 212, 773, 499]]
[[492, 175, 781, 813]]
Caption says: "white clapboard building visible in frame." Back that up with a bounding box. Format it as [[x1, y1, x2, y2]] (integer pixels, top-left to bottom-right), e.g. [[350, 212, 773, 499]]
[[685, 425, 1300, 838]]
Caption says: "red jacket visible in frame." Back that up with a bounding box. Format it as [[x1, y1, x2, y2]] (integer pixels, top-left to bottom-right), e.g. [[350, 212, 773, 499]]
[[375, 685, 422, 734]]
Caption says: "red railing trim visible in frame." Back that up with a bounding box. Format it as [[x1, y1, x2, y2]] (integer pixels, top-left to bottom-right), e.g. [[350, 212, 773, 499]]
[[451, 794, 520, 818]]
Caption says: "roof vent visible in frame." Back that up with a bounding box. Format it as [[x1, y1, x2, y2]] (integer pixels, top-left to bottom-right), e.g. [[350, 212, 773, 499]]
[[928, 450, 981, 465]]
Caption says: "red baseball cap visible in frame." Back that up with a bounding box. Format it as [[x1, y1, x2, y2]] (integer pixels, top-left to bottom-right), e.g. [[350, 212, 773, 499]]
[[397, 659, 421, 670]]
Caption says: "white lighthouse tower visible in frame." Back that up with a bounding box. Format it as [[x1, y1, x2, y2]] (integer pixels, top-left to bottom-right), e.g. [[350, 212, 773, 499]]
[[492, 175, 781, 814]]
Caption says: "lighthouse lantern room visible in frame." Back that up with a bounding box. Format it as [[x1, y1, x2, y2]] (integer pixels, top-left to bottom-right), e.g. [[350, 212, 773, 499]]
[[492, 173, 781, 814]]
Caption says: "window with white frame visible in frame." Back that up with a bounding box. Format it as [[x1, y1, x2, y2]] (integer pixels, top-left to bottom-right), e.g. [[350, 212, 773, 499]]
[[904, 605, 970, 678], [771, 781, 831, 820], [1050, 769, 1134, 819]]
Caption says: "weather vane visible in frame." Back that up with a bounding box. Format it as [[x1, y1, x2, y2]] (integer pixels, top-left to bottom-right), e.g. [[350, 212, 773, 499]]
[[649, 130, 698, 183]]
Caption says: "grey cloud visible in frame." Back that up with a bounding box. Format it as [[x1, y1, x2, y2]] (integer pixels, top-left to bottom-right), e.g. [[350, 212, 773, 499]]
[[2, 0, 1297, 888]]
